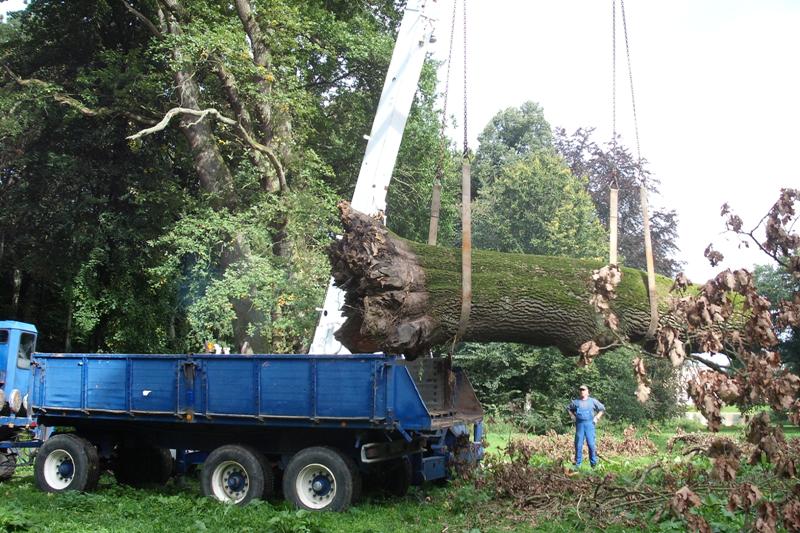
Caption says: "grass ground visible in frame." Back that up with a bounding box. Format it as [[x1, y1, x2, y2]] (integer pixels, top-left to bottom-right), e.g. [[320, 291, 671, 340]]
[[1, 419, 797, 532]]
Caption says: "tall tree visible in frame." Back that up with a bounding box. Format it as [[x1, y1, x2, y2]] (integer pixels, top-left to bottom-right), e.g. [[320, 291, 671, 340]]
[[554, 127, 682, 276], [473, 152, 607, 259], [470, 101, 606, 258], [471, 101, 553, 196], [0, 0, 443, 353]]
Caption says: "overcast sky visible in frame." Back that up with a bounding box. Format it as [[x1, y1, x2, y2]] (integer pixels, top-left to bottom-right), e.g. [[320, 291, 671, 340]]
[[3, 0, 798, 283], [431, 0, 800, 282]]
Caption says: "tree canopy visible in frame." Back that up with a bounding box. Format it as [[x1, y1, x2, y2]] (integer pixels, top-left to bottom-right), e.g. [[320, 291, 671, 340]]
[[0, 0, 446, 353], [1, 3, 687, 426]]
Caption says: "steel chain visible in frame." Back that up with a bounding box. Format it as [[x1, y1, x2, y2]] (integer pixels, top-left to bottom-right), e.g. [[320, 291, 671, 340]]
[[462, 0, 468, 156], [611, 0, 618, 188], [620, 0, 642, 175], [435, 0, 458, 182]]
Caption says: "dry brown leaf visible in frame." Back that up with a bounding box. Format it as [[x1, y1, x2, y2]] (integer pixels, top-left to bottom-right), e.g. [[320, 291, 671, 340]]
[[671, 485, 702, 515], [756, 501, 778, 533], [782, 500, 800, 532]]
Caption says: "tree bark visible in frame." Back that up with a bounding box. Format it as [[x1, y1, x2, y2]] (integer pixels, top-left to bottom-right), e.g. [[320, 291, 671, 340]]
[[234, 0, 292, 192], [158, 3, 236, 207], [330, 202, 674, 359]]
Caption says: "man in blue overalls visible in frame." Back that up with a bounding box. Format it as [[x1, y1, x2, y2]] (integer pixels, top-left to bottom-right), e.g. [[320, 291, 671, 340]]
[[567, 384, 605, 468]]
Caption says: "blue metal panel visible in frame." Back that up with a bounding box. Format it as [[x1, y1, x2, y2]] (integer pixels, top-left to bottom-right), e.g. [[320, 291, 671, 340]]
[[259, 359, 312, 417], [41, 358, 83, 408], [30, 353, 458, 434], [373, 363, 388, 420], [315, 360, 375, 418], [392, 366, 431, 430], [0, 331, 7, 383], [130, 358, 178, 412], [86, 358, 127, 411], [204, 359, 257, 415], [421, 456, 446, 481]]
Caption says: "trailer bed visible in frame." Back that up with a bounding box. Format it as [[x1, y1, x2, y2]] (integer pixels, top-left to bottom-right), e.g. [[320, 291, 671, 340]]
[[31, 353, 482, 432]]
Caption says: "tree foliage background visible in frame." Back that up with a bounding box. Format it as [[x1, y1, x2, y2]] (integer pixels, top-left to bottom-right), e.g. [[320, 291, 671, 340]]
[[0, 0, 461, 354], [1, 4, 682, 425], [458, 101, 683, 428]]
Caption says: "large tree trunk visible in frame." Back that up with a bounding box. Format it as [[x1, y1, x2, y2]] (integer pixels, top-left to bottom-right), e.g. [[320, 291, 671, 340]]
[[159, 3, 236, 207], [331, 202, 674, 358]]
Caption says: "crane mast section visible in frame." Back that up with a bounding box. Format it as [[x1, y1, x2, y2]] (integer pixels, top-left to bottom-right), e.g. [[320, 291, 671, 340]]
[[310, 0, 442, 354]]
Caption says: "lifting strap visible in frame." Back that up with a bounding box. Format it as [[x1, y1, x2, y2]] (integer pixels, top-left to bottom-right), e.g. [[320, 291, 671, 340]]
[[609, 187, 619, 265], [609, 2, 619, 266], [613, 0, 658, 335], [640, 187, 659, 337], [458, 156, 472, 341], [428, 0, 458, 246], [427, 181, 442, 245]]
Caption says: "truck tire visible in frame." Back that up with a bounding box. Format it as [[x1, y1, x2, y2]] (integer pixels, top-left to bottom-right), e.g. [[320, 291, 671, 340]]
[[113, 446, 173, 487], [201, 445, 268, 505], [34, 434, 99, 493], [0, 452, 16, 481], [283, 446, 361, 512]]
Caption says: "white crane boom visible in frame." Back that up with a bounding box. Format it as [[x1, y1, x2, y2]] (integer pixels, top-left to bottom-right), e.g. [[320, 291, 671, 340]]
[[309, 0, 442, 354]]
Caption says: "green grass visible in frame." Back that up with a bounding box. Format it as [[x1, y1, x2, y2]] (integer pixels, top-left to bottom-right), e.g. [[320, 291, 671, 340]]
[[1, 418, 797, 532], [1, 469, 523, 533]]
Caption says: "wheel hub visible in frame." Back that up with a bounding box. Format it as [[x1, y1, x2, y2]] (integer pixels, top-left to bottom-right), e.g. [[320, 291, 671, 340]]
[[57, 459, 74, 480], [226, 471, 246, 492], [311, 474, 331, 496], [43, 448, 77, 490]]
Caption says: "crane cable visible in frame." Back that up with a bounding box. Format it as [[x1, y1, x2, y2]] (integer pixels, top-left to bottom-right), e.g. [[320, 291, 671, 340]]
[[612, 0, 659, 338], [609, 0, 619, 265]]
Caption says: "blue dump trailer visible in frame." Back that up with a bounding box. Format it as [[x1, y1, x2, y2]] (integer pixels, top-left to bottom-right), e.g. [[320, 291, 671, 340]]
[[0, 321, 483, 511]]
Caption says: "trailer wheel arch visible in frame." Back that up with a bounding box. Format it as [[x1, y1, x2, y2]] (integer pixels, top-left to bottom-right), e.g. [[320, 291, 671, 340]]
[[282, 446, 362, 512], [113, 446, 173, 487], [201, 444, 270, 505], [34, 433, 100, 493]]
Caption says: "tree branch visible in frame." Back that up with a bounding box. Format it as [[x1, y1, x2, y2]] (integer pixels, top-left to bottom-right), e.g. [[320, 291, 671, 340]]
[[687, 353, 732, 376], [127, 107, 287, 191], [121, 0, 162, 38], [157, 0, 189, 23], [3, 64, 103, 117], [213, 61, 253, 134], [2, 64, 157, 125]]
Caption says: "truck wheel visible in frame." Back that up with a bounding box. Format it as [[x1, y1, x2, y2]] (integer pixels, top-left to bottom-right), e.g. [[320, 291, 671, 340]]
[[283, 446, 361, 512], [34, 434, 99, 493], [113, 446, 173, 487], [201, 445, 268, 505], [0, 452, 16, 481]]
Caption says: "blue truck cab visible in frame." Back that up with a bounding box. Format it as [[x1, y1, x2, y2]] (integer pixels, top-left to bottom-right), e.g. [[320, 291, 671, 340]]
[[0, 321, 37, 428], [0, 321, 39, 481], [0, 321, 484, 511]]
